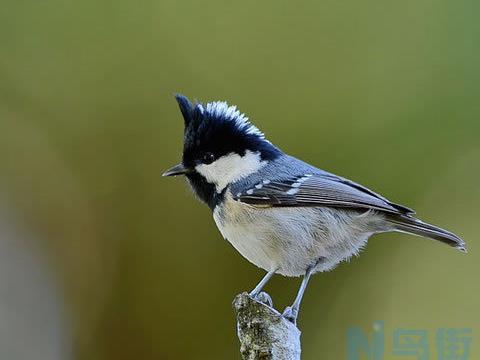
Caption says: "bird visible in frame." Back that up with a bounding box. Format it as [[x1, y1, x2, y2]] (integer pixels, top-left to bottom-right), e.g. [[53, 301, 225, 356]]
[[163, 94, 466, 324]]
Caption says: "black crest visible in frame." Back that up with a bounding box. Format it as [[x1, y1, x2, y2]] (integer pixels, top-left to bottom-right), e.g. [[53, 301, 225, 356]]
[[174, 94, 281, 169], [173, 94, 282, 209], [175, 94, 194, 127]]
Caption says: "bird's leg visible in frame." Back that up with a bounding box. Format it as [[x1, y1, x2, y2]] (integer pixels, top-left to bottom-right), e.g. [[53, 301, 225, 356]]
[[249, 269, 277, 299], [283, 264, 316, 325]]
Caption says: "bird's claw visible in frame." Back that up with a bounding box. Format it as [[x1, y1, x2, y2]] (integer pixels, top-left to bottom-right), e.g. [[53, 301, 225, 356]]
[[249, 291, 273, 308], [282, 306, 298, 325]]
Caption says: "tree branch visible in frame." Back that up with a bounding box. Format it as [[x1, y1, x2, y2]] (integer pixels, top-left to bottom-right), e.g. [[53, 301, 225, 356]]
[[233, 292, 301, 360]]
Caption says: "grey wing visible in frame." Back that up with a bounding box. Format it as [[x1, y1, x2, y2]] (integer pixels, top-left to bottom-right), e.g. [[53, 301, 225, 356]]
[[233, 173, 414, 215]]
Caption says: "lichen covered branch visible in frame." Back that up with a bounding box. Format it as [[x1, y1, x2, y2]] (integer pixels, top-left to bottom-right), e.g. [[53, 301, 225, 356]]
[[233, 292, 301, 360]]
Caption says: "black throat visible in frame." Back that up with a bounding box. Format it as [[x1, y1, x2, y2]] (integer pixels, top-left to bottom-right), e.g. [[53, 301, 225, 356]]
[[186, 172, 226, 210]]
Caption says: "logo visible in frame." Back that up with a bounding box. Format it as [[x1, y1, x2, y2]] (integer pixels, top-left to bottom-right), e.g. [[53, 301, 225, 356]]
[[347, 322, 472, 359]]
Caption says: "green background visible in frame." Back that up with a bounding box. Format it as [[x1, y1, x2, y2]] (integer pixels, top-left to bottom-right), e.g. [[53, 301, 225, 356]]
[[1, 0, 479, 359]]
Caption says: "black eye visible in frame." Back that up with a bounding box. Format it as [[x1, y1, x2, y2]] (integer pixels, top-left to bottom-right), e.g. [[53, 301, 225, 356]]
[[202, 152, 215, 164]]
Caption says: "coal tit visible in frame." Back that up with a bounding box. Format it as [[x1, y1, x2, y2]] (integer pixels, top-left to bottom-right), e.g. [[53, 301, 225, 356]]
[[163, 94, 466, 323]]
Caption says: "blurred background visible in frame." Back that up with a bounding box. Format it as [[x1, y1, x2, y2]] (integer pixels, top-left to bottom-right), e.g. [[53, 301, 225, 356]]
[[0, 0, 479, 359]]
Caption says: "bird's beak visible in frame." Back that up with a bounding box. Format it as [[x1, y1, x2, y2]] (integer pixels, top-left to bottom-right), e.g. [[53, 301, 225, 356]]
[[162, 163, 190, 177]]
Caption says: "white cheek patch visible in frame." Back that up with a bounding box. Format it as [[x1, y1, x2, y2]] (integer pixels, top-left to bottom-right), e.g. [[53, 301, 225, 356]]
[[195, 150, 267, 193]]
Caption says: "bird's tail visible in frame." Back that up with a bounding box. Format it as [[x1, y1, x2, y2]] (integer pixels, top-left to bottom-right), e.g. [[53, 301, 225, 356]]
[[386, 214, 466, 252]]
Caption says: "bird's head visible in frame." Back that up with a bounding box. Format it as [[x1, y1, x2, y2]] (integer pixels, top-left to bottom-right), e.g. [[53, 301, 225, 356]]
[[163, 94, 281, 206]]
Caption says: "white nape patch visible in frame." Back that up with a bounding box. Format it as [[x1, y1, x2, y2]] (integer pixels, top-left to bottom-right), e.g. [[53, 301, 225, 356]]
[[286, 188, 300, 195], [204, 101, 265, 138], [195, 150, 267, 193]]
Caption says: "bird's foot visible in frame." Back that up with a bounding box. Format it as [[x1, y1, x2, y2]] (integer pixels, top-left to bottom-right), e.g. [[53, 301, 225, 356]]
[[282, 306, 298, 325], [249, 291, 273, 308]]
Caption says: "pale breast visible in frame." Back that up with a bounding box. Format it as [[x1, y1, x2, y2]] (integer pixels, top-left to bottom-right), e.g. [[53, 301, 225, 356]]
[[213, 192, 386, 276], [213, 194, 281, 272]]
